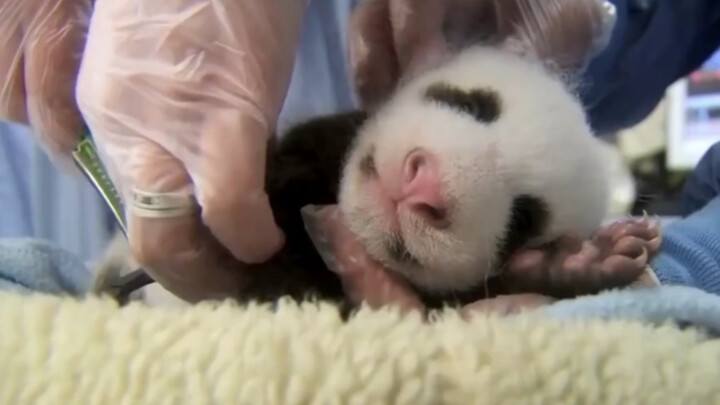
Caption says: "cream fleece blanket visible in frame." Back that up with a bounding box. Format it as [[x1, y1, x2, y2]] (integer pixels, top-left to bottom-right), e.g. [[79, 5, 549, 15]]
[[1, 291, 720, 405]]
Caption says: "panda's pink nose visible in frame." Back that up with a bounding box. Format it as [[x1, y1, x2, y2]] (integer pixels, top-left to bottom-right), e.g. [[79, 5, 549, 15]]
[[400, 148, 449, 228]]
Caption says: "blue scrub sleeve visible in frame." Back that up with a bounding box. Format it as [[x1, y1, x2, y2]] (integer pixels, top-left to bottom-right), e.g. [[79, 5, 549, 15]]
[[681, 142, 720, 216], [651, 142, 720, 294]]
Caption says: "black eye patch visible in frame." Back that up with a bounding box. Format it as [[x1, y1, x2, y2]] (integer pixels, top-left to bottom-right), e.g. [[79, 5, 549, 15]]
[[359, 147, 377, 177], [496, 195, 550, 266], [423, 82, 502, 124]]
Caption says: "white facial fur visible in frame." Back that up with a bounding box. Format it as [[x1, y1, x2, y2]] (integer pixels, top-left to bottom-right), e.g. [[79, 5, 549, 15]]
[[338, 46, 611, 293]]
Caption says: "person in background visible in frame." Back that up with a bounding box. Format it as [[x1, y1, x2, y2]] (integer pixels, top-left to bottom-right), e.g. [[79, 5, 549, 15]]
[[0, 0, 718, 301]]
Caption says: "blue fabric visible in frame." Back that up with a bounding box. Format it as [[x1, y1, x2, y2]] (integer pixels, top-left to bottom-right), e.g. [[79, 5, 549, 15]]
[[541, 286, 720, 336], [277, 0, 362, 135], [649, 197, 720, 293], [3, 236, 720, 338], [681, 142, 720, 215], [581, 0, 720, 134], [0, 122, 116, 263], [0, 238, 92, 295], [650, 142, 720, 294], [0, 121, 33, 236]]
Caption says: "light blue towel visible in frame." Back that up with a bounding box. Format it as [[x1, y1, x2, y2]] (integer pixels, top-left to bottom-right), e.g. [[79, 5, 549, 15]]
[[0, 238, 93, 296], [3, 234, 720, 338], [540, 286, 720, 336]]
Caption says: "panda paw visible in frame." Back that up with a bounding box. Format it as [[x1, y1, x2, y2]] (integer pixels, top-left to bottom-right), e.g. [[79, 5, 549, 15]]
[[503, 216, 662, 298]]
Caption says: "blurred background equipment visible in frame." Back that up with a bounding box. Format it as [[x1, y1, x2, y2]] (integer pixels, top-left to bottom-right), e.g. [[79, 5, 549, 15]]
[[666, 49, 720, 172]]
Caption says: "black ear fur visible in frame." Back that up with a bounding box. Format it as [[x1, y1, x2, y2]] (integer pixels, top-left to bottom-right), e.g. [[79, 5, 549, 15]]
[[423, 82, 502, 123]]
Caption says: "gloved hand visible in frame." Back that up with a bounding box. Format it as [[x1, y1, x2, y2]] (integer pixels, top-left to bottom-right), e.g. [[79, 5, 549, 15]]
[[76, 0, 309, 302], [348, 0, 615, 109], [0, 0, 90, 163], [348, 0, 449, 109]]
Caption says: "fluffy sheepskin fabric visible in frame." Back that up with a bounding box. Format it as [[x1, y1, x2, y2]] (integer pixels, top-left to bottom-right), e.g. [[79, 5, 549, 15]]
[[2, 291, 720, 405]]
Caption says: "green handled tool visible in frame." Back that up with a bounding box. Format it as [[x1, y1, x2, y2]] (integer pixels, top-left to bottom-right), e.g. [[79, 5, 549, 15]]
[[71, 129, 126, 236], [72, 128, 154, 303]]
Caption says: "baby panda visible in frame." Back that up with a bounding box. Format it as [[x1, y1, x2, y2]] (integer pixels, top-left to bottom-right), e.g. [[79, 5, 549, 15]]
[[94, 45, 616, 311], [336, 45, 611, 303]]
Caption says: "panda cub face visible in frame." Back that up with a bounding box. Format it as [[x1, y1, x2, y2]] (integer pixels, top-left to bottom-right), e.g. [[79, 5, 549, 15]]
[[338, 46, 611, 293]]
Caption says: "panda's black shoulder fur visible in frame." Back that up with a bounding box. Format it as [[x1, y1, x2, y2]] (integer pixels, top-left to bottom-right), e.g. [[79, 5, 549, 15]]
[[234, 110, 370, 311]]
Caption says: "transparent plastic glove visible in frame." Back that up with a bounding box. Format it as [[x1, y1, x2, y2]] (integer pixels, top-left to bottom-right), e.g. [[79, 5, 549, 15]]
[[0, 0, 90, 162], [76, 0, 308, 302], [301, 204, 424, 314], [348, 0, 616, 109]]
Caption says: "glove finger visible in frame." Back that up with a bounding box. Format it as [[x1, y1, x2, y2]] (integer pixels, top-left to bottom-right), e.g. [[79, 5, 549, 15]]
[[0, 12, 27, 125], [388, 0, 448, 77], [193, 109, 285, 264], [23, 0, 90, 158], [349, 0, 450, 109], [348, 0, 400, 109], [126, 139, 248, 303]]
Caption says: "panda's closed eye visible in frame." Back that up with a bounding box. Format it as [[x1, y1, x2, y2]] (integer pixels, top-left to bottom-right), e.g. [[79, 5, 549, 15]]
[[496, 195, 550, 265], [423, 82, 501, 124]]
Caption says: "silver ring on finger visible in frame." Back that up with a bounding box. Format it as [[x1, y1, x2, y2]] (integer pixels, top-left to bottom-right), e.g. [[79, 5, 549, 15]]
[[130, 188, 198, 218]]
